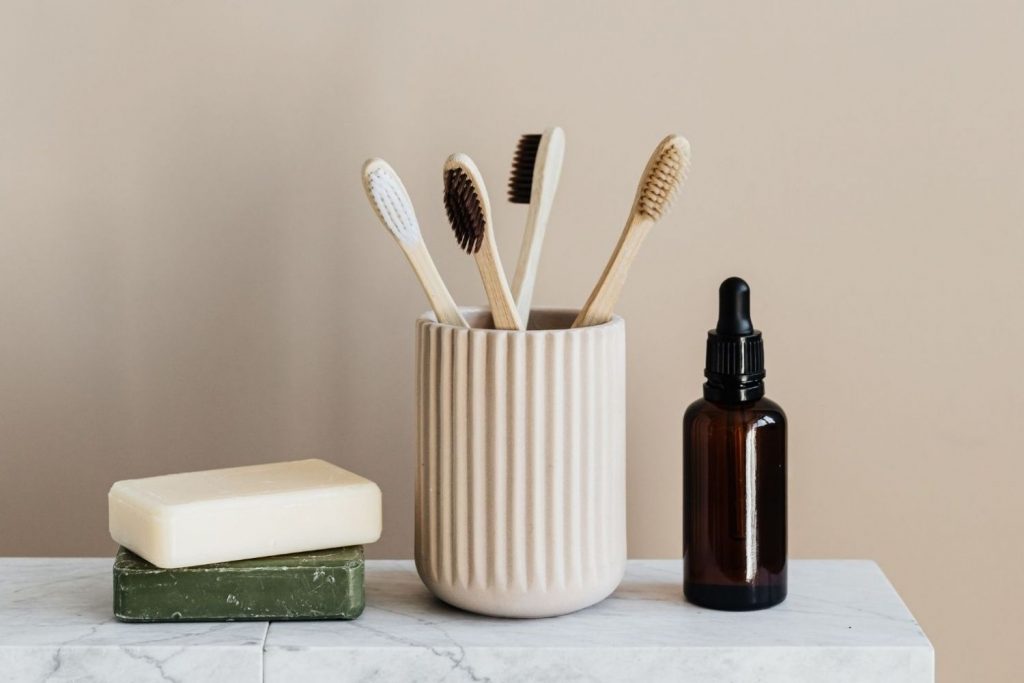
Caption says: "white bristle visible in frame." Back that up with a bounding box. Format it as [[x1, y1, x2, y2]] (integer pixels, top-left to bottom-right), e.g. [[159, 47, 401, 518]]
[[364, 161, 422, 246]]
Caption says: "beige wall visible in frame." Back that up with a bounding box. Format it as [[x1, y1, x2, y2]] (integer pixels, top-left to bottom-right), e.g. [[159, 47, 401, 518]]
[[1, 1, 1021, 679]]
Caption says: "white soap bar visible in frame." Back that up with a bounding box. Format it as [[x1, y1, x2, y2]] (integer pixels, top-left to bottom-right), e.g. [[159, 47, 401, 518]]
[[108, 459, 382, 568]]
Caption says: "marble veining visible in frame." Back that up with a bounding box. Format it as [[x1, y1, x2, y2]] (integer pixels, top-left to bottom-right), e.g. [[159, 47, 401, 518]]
[[0, 559, 933, 682], [0, 558, 265, 682], [264, 560, 933, 682]]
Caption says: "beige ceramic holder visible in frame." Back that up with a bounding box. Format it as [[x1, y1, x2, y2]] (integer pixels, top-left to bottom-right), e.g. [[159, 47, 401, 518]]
[[415, 307, 626, 618]]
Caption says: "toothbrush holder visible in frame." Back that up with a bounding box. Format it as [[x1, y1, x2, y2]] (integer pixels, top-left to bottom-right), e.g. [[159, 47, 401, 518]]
[[414, 307, 626, 618]]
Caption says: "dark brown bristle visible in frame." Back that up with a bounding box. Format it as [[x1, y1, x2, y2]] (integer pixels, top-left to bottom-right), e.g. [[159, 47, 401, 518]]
[[444, 168, 486, 254], [507, 133, 541, 204]]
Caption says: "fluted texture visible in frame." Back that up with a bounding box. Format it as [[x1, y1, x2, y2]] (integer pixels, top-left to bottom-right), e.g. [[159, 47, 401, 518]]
[[414, 309, 627, 617]]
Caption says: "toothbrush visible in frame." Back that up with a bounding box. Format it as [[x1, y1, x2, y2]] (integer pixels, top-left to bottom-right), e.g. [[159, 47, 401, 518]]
[[572, 134, 691, 328], [507, 127, 566, 325], [362, 158, 469, 327], [443, 153, 524, 331]]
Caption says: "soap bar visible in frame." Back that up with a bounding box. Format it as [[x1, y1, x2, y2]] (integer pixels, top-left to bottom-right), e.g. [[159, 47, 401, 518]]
[[113, 545, 365, 621], [109, 459, 382, 568]]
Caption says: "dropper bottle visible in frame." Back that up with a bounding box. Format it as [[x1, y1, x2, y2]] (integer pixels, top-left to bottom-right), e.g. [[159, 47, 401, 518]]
[[683, 277, 787, 610]]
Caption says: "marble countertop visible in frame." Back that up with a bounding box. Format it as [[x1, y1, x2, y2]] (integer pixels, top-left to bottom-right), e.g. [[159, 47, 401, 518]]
[[0, 559, 933, 682]]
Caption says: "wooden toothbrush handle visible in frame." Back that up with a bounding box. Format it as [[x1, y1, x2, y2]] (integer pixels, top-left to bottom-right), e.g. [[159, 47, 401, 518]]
[[573, 215, 653, 328], [475, 239, 524, 331], [511, 196, 552, 324], [404, 243, 469, 327]]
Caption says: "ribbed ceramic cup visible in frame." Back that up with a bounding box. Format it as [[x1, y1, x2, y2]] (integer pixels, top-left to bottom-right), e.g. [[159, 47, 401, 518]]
[[414, 308, 626, 618]]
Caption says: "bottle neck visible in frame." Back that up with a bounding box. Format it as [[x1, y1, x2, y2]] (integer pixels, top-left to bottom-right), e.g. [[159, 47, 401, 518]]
[[703, 377, 765, 403]]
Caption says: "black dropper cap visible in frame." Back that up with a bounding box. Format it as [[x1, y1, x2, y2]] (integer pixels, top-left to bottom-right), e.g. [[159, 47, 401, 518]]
[[703, 277, 765, 403]]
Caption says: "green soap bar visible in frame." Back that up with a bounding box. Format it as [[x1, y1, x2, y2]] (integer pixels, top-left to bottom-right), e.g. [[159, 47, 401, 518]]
[[113, 545, 364, 622]]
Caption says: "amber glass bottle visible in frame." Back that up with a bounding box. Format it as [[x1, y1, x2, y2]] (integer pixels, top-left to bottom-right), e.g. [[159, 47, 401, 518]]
[[683, 277, 787, 610]]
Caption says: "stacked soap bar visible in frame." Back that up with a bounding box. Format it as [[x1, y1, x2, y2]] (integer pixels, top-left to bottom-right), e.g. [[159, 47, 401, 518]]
[[108, 459, 381, 622], [114, 546, 365, 621], [109, 459, 381, 568]]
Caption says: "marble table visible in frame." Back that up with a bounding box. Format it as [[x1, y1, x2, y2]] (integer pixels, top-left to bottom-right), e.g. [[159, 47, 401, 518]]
[[0, 559, 933, 682]]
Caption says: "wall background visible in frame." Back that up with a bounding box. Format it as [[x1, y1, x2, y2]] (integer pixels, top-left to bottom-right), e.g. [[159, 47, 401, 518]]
[[2, 1, 1021, 679]]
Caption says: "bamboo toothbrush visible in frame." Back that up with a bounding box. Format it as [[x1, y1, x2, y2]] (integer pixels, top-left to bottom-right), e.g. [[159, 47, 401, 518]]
[[572, 134, 691, 328], [507, 126, 566, 325], [362, 158, 469, 327], [443, 153, 524, 331]]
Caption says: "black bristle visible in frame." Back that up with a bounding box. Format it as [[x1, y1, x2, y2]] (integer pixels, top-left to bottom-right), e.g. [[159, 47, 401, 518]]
[[507, 133, 542, 204], [444, 168, 485, 254]]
